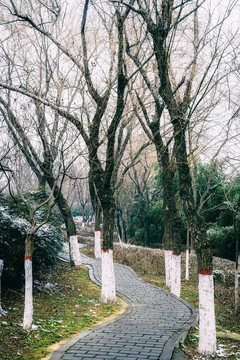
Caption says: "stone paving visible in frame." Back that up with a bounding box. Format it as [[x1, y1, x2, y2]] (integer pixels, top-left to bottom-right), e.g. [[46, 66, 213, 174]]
[[50, 254, 198, 360]]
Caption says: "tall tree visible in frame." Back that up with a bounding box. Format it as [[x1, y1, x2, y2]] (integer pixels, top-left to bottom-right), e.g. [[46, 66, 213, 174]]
[[0, 0, 135, 302], [126, 34, 182, 294], [0, 94, 82, 267], [123, 0, 237, 354]]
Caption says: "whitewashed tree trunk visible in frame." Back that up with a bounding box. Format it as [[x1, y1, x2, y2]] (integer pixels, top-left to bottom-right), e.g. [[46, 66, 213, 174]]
[[198, 272, 216, 354], [165, 249, 172, 288], [186, 225, 190, 280], [101, 249, 116, 303], [94, 230, 102, 259], [82, 222, 85, 228], [190, 248, 196, 255], [235, 263, 239, 315], [0, 260, 7, 316], [171, 253, 181, 297], [69, 235, 82, 266], [23, 258, 33, 329], [117, 232, 123, 247], [186, 248, 189, 281]]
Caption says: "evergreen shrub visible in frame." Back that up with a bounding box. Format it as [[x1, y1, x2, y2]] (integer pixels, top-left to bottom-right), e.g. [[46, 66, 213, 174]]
[[0, 191, 64, 288]]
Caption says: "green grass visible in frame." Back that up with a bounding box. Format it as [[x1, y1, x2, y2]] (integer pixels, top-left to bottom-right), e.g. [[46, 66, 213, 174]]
[[0, 261, 123, 360]]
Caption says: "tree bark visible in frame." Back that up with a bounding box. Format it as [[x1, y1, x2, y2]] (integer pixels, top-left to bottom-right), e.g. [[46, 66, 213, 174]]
[[23, 233, 34, 330], [143, 214, 150, 248], [94, 203, 102, 259], [234, 219, 239, 315], [173, 120, 216, 354], [45, 172, 81, 266], [0, 260, 7, 316], [116, 207, 123, 242], [89, 176, 102, 259], [156, 147, 182, 291], [186, 225, 190, 281], [101, 197, 116, 303]]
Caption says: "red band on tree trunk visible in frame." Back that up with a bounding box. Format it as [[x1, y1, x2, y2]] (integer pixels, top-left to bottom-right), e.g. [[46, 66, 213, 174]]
[[70, 234, 77, 237], [172, 252, 181, 256], [25, 256, 32, 261], [102, 249, 111, 252], [198, 269, 213, 275], [164, 249, 172, 251], [95, 229, 100, 232]]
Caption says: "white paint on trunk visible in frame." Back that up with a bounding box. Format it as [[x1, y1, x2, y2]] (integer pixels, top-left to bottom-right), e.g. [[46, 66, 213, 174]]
[[190, 248, 196, 255], [70, 235, 82, 266], [235, 266, 239, 314], [198, 273, 216, 354], [171, 253, 181, 297], [23, 259, 33, 330], [0, 260, 7, 316], [185, 248, 189, 281], [101, 249, 116, 303], [94, 230, 102, 259], [164, 249, 172, 288], [117, 233, 122, 247], [82, 222, 85, 228]]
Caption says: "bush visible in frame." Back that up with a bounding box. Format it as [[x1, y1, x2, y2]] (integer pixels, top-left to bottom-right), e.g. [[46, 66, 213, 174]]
[[207, 225, 235, 261], [134, 228, 145, 245], [0, 191, 64, 288], [213, 269, 225, 283]]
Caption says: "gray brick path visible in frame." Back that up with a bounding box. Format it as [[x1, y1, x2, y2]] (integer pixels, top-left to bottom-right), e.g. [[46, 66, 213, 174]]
[[50, 254, 198, 360]]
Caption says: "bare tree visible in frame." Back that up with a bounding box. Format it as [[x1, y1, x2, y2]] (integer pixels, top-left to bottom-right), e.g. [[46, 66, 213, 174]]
[[0, 94, 82, 267], [0, 0, 136, 302], [0, 163, 58, 329], [121, 0, 238, 354]]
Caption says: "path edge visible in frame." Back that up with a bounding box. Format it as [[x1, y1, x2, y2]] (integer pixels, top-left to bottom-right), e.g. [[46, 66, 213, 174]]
[[110, 259, 199, 360], [47, 260, 133, 360], [49, 254, 198, 360]]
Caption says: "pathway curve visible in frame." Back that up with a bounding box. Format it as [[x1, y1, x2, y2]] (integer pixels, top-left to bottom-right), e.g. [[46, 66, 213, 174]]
[[50, 254, 198, 360]]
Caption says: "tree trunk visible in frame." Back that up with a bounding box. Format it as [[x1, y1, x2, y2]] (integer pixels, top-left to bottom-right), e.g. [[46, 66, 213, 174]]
[[235, 264, 239, 316], [69, 235, 82, 266], [173, 122, 216, 354], [23, 234, 34, 330], [186, 224, 190, 281], [82, 207, 85, 228], [234, 220, 239, 315], [164, 249, 172, 288], [171, 214, 182, 297], [156, 148, 182, 292], [94, 203, 102, 259], [171, 253, 181, 297], [143, 215, 150, 248], [101, 200, 116, 303], [116, 207, 123, 242], [0, 260, 7, 316], [198, 273, 216, 354], [122, 216, 127, 243], [89, 175, 102, 259], [45, 173, 81, 266]]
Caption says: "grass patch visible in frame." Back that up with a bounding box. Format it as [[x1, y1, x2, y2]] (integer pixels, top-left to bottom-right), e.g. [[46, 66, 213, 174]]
[[0, 261, 124, 360]]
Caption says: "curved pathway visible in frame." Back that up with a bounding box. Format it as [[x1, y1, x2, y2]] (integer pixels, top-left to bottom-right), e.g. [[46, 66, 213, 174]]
[[50, 254, 198, 360]]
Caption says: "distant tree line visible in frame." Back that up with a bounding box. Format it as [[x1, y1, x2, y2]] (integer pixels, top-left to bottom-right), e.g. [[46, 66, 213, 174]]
[[120, 161, 240, 262]]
